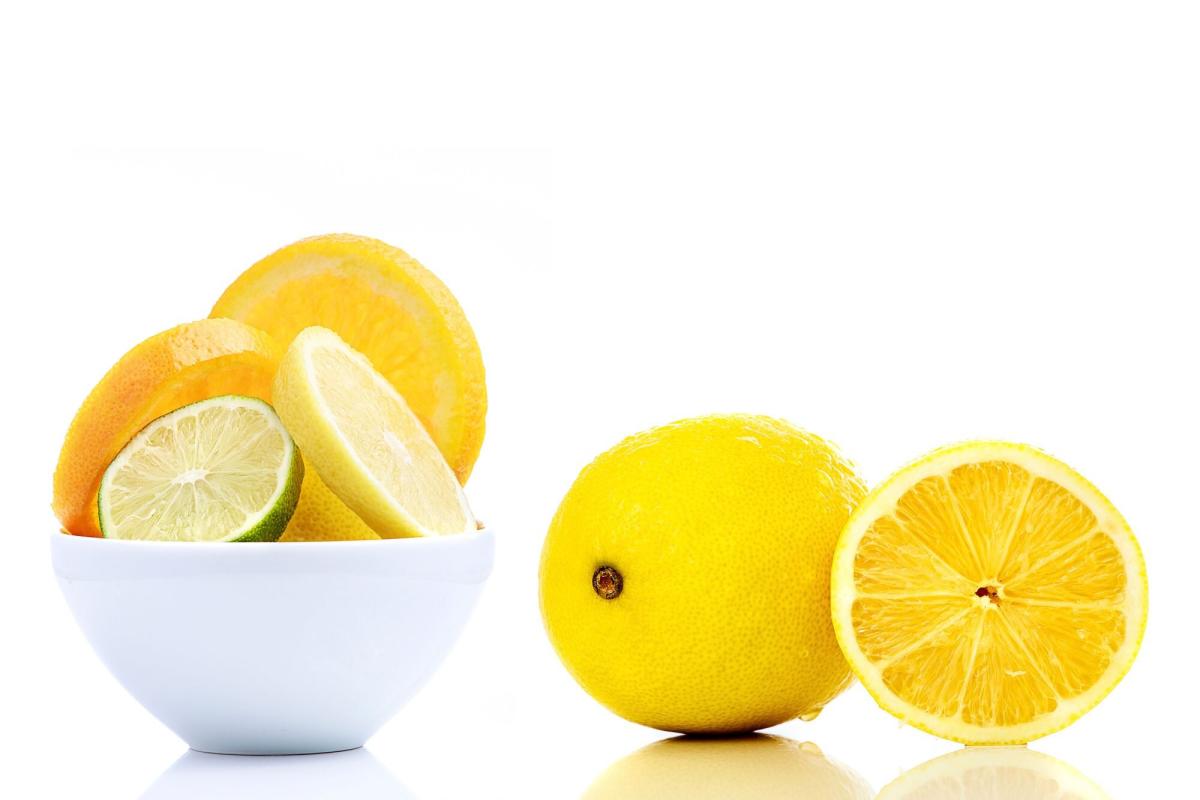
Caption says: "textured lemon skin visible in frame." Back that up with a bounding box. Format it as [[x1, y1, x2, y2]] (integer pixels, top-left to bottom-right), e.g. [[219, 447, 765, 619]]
[[279, 455, 381, 541], [584, 735, 873, 800], [831, 441, 1149, 746], [53, 319, 281, 537], [540, 414, 865, 734], [211, 233, 486, 484]]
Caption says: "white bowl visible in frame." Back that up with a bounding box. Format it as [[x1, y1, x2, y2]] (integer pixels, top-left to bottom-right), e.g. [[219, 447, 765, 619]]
[[51, 529, 494, 755]]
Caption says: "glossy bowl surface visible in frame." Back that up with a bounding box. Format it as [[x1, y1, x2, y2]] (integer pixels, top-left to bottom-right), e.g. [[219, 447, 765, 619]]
[[51, 529, 494, 754]]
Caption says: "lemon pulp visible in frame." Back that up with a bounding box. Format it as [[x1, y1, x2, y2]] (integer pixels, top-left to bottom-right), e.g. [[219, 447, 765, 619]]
[[832, 442, 1147, 744]]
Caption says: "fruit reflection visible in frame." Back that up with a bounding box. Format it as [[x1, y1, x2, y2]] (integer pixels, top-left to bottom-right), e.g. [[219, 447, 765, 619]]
[[877, 746, 1109, 799], [583, 734, 871, 800], [140, 748, 413, 799]]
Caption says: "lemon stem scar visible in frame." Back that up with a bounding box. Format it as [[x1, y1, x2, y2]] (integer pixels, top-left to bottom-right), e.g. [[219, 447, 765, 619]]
[[593, 565, 623, 600]]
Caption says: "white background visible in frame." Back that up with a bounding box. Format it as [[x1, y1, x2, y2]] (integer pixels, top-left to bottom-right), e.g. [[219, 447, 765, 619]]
[[2, 2, 1197, 797]]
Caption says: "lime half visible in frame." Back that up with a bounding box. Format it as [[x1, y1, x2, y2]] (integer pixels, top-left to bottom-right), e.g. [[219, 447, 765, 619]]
[[98, 395, 303, 542]]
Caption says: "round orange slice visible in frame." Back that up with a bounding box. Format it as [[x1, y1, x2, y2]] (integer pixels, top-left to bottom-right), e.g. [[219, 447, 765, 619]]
[[210, 234, 486, 483], [831, 442, 1147, 745], [53, 319, 281, 537]]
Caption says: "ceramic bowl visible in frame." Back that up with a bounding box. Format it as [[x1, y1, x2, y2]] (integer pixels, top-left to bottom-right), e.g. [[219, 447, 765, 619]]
[[51, 530, 494, 755]]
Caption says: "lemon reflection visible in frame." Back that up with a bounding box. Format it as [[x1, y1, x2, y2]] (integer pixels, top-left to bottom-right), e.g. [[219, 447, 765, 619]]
[[878, 746, 1109, 800], [140, 748, 414, 799], [583, 734, 871, 800]]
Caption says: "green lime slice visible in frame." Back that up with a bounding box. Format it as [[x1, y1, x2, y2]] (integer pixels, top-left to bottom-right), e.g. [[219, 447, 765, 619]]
[[98, 395, 303, 542]]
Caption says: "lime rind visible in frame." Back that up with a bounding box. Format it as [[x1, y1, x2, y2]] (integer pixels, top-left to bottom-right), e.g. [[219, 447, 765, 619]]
[[97, 395, 303, 542]]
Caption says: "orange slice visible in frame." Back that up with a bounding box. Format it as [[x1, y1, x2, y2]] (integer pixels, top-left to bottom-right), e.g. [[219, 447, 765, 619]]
[[211, 234, 486, 483], [53, 319, 281, 536]]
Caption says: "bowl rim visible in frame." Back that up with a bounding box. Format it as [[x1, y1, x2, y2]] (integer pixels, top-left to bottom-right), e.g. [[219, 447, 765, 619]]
[[51, 526, 495, 582]]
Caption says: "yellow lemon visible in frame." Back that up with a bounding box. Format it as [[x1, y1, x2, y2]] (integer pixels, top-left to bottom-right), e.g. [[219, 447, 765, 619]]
[[831, 442, 1148, 745], [539, 414, 865, 734], [877, 746, 1110, 799], [211, 233, 486, 483], [278, 456, 381, 542], [584, 735, 872, 800], [272, 327, 475, 538]]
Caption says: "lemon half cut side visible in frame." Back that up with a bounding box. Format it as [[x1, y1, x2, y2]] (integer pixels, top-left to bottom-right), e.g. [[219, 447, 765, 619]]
[[831, 441, 1147, 745]]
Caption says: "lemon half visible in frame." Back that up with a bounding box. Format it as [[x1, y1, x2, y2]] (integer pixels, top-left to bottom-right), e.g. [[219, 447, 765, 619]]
[[831, 442, 1147, 745]]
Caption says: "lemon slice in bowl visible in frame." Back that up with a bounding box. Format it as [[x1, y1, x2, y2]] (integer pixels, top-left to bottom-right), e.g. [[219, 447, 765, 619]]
[[831, 441, 1147, 745], [272, 326, 475, 538], [98, 396, 303, 542]]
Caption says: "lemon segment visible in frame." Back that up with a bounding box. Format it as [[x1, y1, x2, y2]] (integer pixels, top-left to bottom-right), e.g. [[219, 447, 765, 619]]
[[97, 396, 302, 542], [272, 326, 475, 538], [831, 442, 1148, 745]]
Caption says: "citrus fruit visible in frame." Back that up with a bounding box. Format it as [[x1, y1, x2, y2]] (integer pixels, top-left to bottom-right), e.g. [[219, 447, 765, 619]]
[[272, 326, 476, 538], [211, 233, 486, 483], [539, 414, 866, 734], [278, 457, 381, 542], [53, 319, 281, 537], [98, 396, 302, 542], [877, 746, 1110, 799], [831, 441, 1148, 745], [584, 735, 872, 800], [276, 455, 379, 544]]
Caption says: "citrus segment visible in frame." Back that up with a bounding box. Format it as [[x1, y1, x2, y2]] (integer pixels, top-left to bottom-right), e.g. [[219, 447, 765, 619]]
[[98, 396, 301, 542], [832, 442, 1147, 744], [53, 319, 281, 537], [272, 326, 475, 538], [211, 233, 486, 483]]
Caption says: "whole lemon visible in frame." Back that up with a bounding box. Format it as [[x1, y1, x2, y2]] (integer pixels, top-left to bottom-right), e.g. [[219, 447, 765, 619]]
[[539, 414, 866, 734]]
